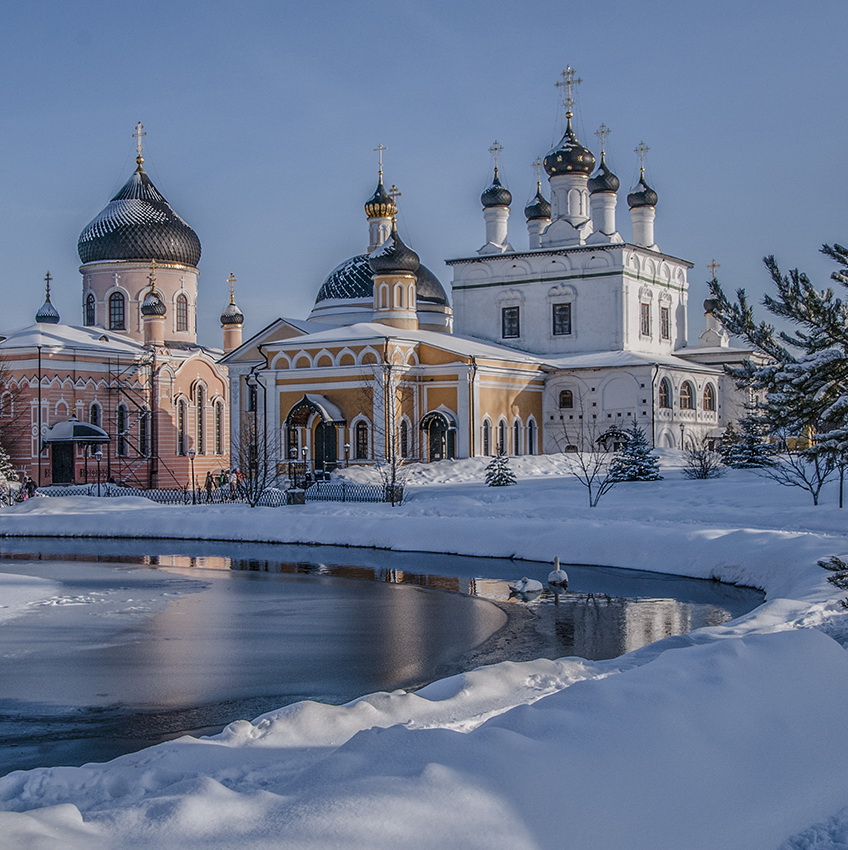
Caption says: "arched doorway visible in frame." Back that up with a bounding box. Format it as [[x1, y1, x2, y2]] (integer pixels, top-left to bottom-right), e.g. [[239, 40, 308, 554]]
[[285, 394, 345, 475], [420, 411, 456, 462]]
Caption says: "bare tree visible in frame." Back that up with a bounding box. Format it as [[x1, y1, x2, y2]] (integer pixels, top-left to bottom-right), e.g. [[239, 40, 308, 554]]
[[551, 415, 619, 507], [682, 437, 727, 480], [231, 413, 279, 507], [757, 438, 836, 506]]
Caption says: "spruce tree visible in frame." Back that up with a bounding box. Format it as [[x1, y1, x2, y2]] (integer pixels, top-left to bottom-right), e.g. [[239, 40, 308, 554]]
[[609, 422, 662, 481], [0, 443, 18, 482], [723, 415, 775, 468], [717, 422, 738, 465], [485, 451, 516, 486]]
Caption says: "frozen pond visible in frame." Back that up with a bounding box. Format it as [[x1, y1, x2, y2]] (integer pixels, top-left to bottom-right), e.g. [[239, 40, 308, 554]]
[[0, 539, 763, 775]]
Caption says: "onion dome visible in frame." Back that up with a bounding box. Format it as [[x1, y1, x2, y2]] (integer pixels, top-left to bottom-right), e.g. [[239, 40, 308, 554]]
[[524, 183, 551, 221], [364, 176, 397, 219], [627, 171, 658, 208], [544, 112, 596, 177], [35, 273, 60, 324], [221, 300, 244, 325], [141, 288, 166, 316], [314, 255, 447, 305], [703, 297, 720, 314], [78, 163, 201, 267], [481, 168, 512, 208], [35, 294, 60, 324], [369, 226, 420, 276], [588, 153, 620, 194]]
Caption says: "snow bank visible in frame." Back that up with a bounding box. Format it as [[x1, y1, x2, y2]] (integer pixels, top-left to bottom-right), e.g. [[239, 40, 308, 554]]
[[1, 457, 848, 848]]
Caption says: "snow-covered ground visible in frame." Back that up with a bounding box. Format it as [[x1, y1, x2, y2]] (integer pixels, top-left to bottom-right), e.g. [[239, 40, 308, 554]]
[[1, 452, 847, 849]]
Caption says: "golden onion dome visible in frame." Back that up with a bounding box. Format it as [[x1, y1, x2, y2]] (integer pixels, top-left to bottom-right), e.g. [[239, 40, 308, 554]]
[[364, 177, 397, 219]]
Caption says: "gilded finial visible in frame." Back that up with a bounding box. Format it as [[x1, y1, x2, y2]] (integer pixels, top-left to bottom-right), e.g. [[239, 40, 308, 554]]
[[532, 156, 543, 190], [634, 140, 650, 177], [555, 65, 582, 116], [707, 259, 721, 280], [373, 144, 387, 182], [595, 124, 610, 158], [488, 140, 504, 178], [133, 122, 147, 169], [43, 271, 53, 299], [147, 259, 158, 292], [388, 184, 402, 204], [227, 273, 237, 304]]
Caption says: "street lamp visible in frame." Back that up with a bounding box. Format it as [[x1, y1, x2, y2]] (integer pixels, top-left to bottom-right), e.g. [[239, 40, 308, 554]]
[[344, 442, 350, 468], [188, 448, 197, 504], [679, 423, 685, 450], [94, 450, 103, 497]]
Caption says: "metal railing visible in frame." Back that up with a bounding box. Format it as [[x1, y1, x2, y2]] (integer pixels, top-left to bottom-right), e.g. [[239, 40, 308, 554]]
[[304, 481, 391, 503]]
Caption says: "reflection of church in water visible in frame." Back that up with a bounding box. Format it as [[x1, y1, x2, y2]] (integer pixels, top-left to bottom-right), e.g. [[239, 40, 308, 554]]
[[225, 69, 753, 469]]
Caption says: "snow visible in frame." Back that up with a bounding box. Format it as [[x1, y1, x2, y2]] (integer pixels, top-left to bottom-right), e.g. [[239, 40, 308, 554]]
[[1, 452, 848, 848]]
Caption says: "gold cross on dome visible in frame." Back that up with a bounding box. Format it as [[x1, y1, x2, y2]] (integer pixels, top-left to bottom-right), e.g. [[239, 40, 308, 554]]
[[595, 124, 610, 156], [555, 66, 582, 112], [227, 273, 237, 304], [532, 156, 543, 184], [488, 140, 504, 168], [373, 144, 387, 179], [43, 271, 52, 296], [707, 258, 721, 280], [634, 141, 650, 171], [388, 184, 402, 203], [147, 259, 158, 289], [133, 122, 147, 163]]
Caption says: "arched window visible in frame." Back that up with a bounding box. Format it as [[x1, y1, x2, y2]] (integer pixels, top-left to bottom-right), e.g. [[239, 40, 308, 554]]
[[354, 421, 369, 459], [680, 381, 695, 410], [214, 402, 224, 455], [703, 383, 716, 412], [117, 404, 128, 456], [497, 420, 506, 454], [527, 420, 536, 455], [513, 420, 521, 456], [176, 294, 189, 333], [400, 419, 409, 458], [109, 292, 125, 330], [85, 293, 96, 326], [659, 378, 672, 409], [89, 403, 100, 428], [482, 420, 491, 456], [177, 400, 187, 455], [195, 385, 205, 454], [139, 409, 150, 457], [559, 390, 574, 409]]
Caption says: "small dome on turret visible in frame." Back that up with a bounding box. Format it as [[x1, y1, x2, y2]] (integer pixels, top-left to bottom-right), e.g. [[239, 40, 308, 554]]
[[369, 226, 420, 276], [221, 300, 244, 325], [588, 153, 620, 194], [35, 296, 60, 324], [364, 177, 397, 220], [524, 184, 551, 221], [141, 288, 166, 316], [481, 169, 512, 208], [703, 297, 720, 314], [544, 113, 595, 177], [627, 172, 658, 208]]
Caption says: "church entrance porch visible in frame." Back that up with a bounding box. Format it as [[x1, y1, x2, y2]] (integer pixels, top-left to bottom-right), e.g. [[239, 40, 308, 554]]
[[421, 411, 456, 462], [285, 394, 346, 478]]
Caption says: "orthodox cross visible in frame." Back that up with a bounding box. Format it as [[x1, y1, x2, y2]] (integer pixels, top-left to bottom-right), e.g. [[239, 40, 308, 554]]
[[43, 271, 52, 299], [147, 259, 158, 290], [488, 140, 503, 167], [707, 258, 721, 280], [227, 273, 237, 304], [595, 123, 610, 157], [532, 156, 543, 186], [388, 184, 402, 203], [555, 66, 582, 112], [634, 141, 650, 174], [373, 144, 387, 180], [133, 122, 146, 165]]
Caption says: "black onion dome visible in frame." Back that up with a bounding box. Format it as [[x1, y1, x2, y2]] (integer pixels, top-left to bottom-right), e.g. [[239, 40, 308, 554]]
[[481, 169, 512, 208], [588, 154, 620, 194], [314, 255, 448, 305], [364, 178, 397, 219], [544, 114, 596, 177], [703, 297, 720, 313], [141, 289, 166, 316], [221, 300, 244, 325], [35, 296, 60, 324], [627, 172, 658, 208], [78, 166, 201, 267], [369, 228, 420, 275], [524, 185, 551, 221]]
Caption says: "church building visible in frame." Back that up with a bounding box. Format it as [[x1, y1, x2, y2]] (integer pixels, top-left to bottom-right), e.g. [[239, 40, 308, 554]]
[[0, 127, 237, 487], [224, 69, 755, 472]]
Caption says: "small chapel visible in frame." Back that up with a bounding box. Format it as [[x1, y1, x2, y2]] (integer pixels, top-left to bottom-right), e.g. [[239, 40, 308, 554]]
[[224, 69, 755, 474], [0, 126, 238, 487]]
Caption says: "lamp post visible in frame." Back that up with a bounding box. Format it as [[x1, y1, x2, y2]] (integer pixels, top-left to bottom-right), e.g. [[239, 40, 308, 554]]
[[679, 423, 685, 450], [301, 445, 308, 485], [344, 442, 350, 468], [94, 450, 102, 497], [188, 448, 197, 504], [289, 447, 297, 487]]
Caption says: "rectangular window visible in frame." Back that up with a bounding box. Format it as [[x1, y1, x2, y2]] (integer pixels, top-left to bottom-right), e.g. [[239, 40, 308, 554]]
[[660, 306, 670, 340], [552, 303, 572, 336], [640, 302, 651, 336], [501, 306, 520, 339]]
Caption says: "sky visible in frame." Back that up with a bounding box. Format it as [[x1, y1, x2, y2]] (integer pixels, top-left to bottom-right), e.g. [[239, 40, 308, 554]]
[[1, 0, 846, 345]]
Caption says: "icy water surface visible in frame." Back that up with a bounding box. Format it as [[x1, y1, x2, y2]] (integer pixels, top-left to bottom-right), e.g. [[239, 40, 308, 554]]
[[0, 539, 763, 775]]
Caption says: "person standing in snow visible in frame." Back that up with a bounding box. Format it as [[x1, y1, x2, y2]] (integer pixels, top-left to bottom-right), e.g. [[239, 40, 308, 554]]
[[24, 477, 36, 499], [229, 469, 238, 500], [204, 471, 214, 503]]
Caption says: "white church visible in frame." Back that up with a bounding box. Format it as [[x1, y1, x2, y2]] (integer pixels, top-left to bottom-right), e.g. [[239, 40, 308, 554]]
[[225, 68, 753, 468]]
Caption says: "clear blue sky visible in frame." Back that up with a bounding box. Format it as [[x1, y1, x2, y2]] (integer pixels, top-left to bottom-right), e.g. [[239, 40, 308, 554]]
[[2, 0, 846, 343]]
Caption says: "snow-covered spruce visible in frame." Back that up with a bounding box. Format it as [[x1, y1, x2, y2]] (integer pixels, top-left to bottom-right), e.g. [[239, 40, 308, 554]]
[[485, 450, 516, 486], [609, 422, 662, 481]]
